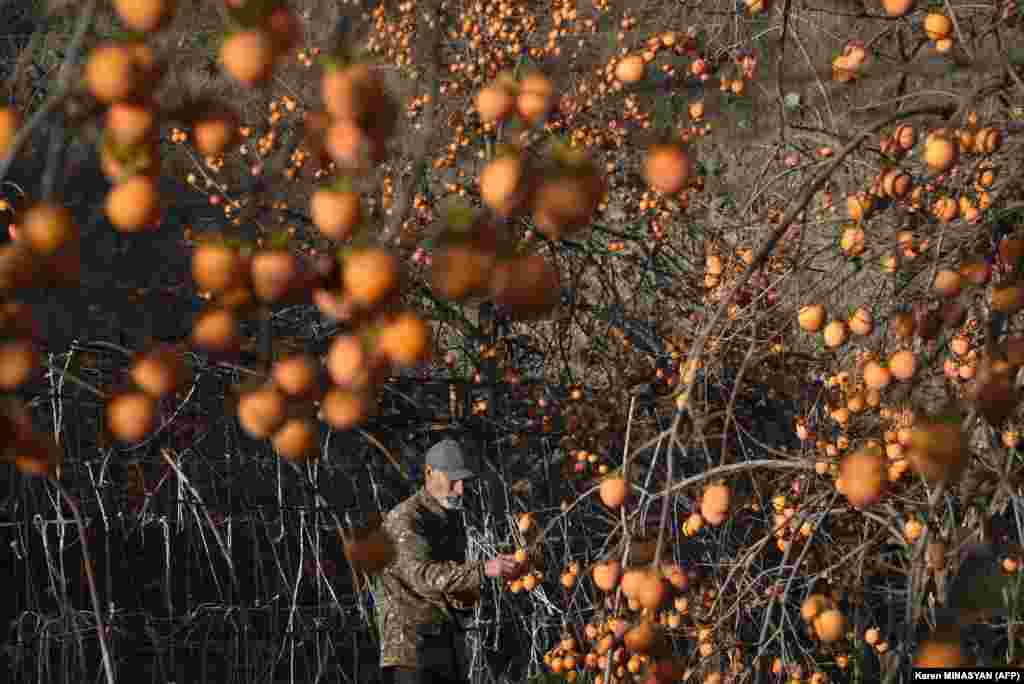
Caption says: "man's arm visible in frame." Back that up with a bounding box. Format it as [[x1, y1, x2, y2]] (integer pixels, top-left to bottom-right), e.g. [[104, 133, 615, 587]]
[[385, 514, 485, 599]]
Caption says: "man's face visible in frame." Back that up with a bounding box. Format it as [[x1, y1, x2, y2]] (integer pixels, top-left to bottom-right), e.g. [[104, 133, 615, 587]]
[[426, 468, 466, 510]]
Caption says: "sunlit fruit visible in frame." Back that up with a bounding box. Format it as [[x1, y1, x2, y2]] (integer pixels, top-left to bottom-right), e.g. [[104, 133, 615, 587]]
[[615, 55, 646, 83], [849, 307, 873, 336], [823, 320, 848, 348], [801, 594, 829, 621], [599, 476, 628, 509], [272, 417, 318, 461], [798, 305, 826, 332], [644, 143, 692, 195], [814, 609, 846, 642], [592, 560, 621, 592], [220, 30, 276, 88], [701, 484, 730, 526], [20, 202, 77, 256], [840, 444, 886, 508], [881, 0, 914, 16], [924, 13, 954, 40], [106, 391, 157, 443], [311, 188, 361, 241], [106, 175, 161, 232], [924, 134, 958, 173], [889, 350, 916, 380], [863, 361, 891, 390], [933, 269, 962, 298], [377, 311, 430, 367], [86, 43, 141, 103]]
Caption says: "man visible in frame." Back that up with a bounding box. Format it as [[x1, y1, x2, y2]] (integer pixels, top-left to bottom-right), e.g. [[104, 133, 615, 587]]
[[377, 438, 521, 684]]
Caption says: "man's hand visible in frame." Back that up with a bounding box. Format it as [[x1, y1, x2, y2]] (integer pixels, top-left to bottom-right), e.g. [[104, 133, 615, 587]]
[[484, 554, 521, 579]]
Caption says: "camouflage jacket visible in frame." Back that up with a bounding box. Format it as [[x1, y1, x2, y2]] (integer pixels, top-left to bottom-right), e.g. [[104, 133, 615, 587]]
[[376, 486, 485, 674]]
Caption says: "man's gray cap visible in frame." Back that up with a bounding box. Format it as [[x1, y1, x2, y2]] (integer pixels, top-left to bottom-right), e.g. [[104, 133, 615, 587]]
[[425, 439, 475, 480]]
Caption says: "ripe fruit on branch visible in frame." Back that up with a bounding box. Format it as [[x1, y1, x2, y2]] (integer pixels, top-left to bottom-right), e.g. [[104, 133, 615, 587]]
[[599, 475, 628, 509], [644, 143, 693, 195], [924, 13, 954, 41], [881, 0, 914, 16], [592, 559, 621, 592], [798, 304, 826, 332], [700, 483, 730, 526], [615, 55, 645, 84], [839, 444, 886, 508], [924, 133, 958, 174], [814, 609, 846, 642]]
